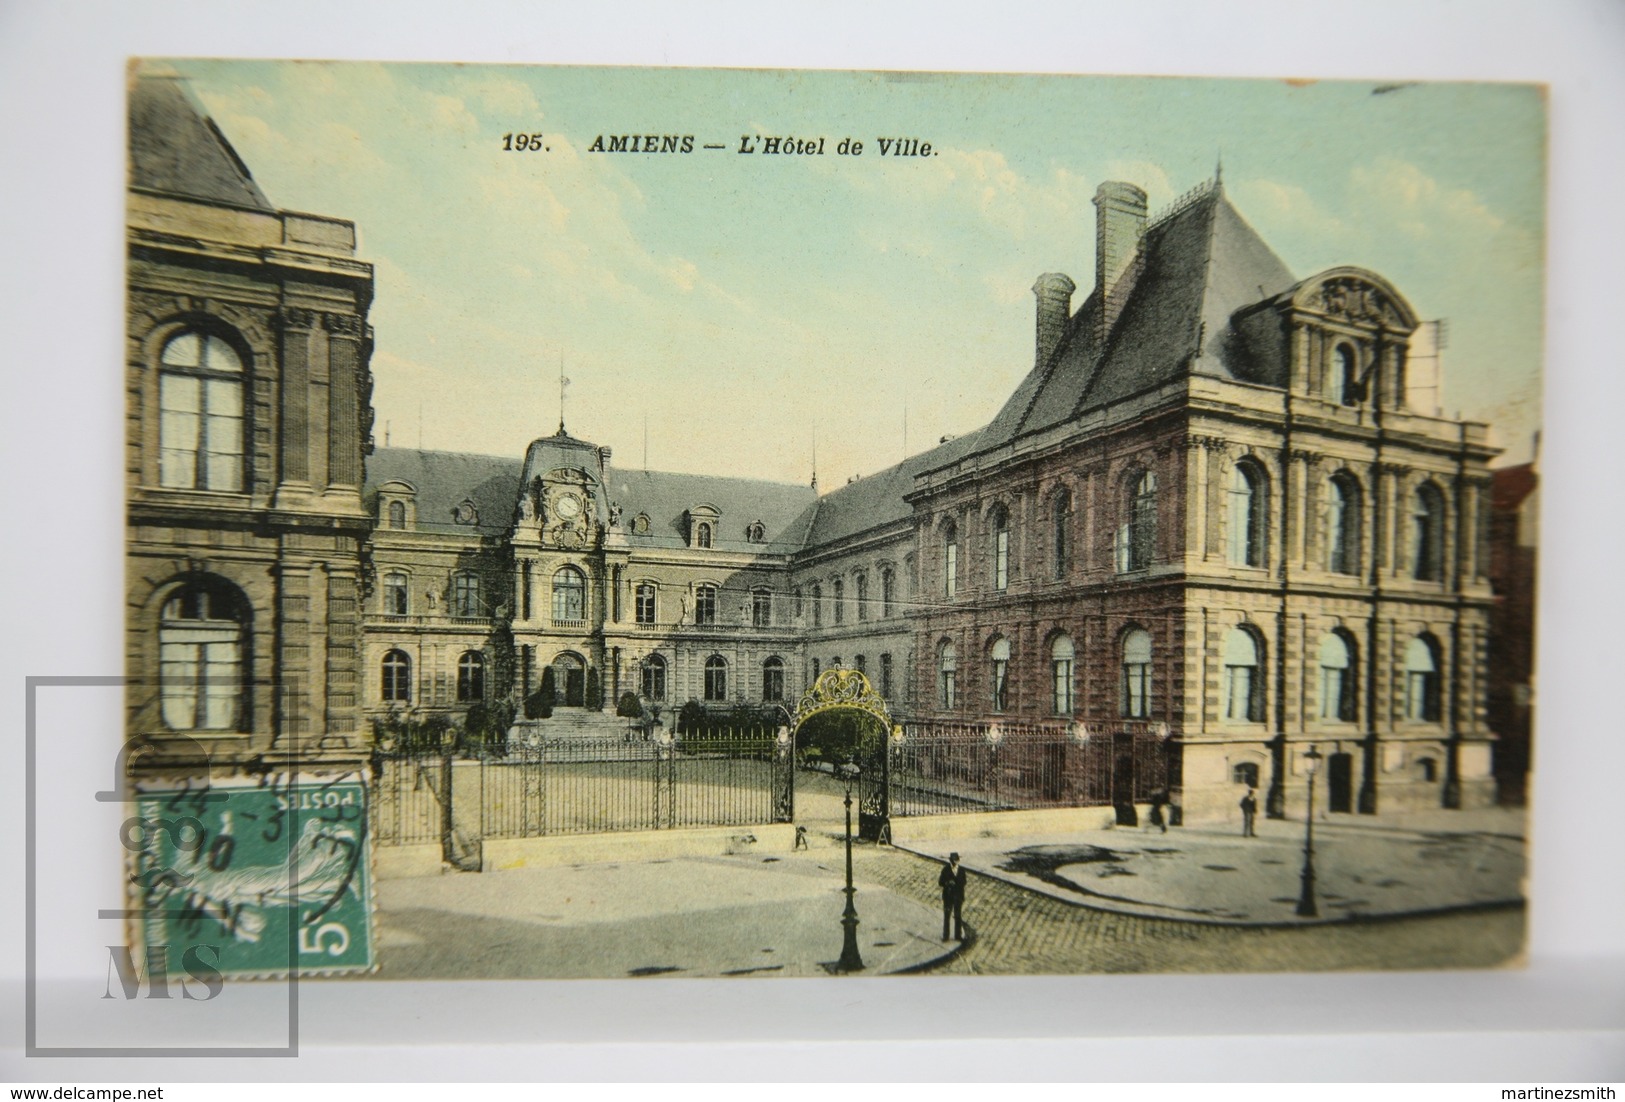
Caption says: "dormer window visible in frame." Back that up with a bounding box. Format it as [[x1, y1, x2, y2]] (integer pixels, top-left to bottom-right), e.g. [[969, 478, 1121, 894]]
[[633, 513, 650, 535], [746, 521, 766, 543], [686, 505, 720, 548], [453, 499, 479, 526]]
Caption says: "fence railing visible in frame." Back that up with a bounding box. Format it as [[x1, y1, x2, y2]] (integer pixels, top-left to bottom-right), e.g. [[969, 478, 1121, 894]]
[[372, 733, 791, 848], [371, 722, 1183, 852], [889, 722, 1177, 818]]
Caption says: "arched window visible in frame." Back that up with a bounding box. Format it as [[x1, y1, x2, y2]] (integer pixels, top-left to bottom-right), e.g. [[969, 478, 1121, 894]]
[[1232, 762, 1260, 788], [452, 572, 482, 618], [1317, 632, 1357, 722], [158, 330, 245, 492], [1117, 470, 1157, 572], [938, 641, 958, 710], [551, 566, 586, 624], [747, 521, 765, 543], [1412, 482, 1447, 582], [1121, 628, 1152, 719], [704, 655, 728, 701], [855, 654, 867, 675], [991, 505, 1010, 591], [990, 637, 1011, 713], [387, 500, 406, 529], [855, 573, 868, 621], [696, 522, 713, 549], [1327, 473, 1362, 575], [457, 651, 486, 703], [383, 572, 409, 617], [811, 657, 821, 680], [1405, 635, 1442, 722], [1336, 343, 1360, 406], [879, 653, 894, 698], [811, 584, 823, 627], [1051, 634, 1075, 715], [641, 654, 667, 701], [1417, 757, 1438, 783], [1221, 627, 1263, 722], [636, 582, 657, 625], [762, 656, 785, 703], [1053, 490, 1072, 578], [751, 588, 772, 628], [159, 578, 247, 730], [381, 649, 411, 704], [943, 521, 959, 598], [1227, 461, 1267, 567], [880, 568, 895, 617], [695, 584, 717, 626], [832, 578, 844, 624]]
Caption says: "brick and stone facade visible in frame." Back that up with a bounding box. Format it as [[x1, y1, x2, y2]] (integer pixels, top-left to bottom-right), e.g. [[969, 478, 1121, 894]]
[[125, 75, 375, 776]]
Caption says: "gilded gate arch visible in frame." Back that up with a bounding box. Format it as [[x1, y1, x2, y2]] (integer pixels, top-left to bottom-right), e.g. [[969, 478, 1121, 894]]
[[782, 667, 902, 841]]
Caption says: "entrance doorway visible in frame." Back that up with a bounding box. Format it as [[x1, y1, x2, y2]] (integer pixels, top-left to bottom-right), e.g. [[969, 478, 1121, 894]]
[[553, 652, 586, 708], [1327, 752, 1354, 813]]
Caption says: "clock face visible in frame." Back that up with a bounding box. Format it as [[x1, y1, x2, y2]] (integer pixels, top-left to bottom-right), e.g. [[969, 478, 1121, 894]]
[[555, 493, 581, 518]]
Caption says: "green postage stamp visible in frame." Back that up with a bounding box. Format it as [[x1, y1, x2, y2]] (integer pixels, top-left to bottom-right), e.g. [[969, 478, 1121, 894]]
[[130, 776, 374, 979]]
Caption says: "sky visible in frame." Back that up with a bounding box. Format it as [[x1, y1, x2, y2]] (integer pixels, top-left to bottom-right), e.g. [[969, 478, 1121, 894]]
[[160, 60, 1546, 485]]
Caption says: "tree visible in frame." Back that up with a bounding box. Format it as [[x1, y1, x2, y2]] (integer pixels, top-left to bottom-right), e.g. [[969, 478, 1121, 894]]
[[524, 667, 555, 719]]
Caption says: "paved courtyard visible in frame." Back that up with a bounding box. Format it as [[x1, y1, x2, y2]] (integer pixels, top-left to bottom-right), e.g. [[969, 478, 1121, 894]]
[[373, 807, 1527, 979], [901, 807, 1526, 925]]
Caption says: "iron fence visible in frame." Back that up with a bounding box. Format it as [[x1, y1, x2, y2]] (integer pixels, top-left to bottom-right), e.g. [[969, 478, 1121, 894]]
[[372, 731, 792, 847], [888, 722, 1177, 819]]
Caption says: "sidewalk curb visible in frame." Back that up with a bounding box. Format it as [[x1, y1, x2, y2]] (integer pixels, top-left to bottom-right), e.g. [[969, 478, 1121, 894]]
[[890, 841, 1525, 930]]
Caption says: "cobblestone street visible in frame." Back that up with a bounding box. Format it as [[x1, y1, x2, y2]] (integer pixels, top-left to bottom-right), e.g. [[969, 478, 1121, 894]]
[[851, 845, 1525, 975]]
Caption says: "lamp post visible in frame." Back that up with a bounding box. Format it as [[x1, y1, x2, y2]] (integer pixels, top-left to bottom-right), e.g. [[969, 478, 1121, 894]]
[[1296, 744, 1324, 918], [835, 760, 865, 972]]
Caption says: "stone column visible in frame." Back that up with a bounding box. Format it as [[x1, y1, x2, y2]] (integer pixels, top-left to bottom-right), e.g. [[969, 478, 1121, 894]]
[[275, 307, 316, 497], [323, 312, 364, 491]]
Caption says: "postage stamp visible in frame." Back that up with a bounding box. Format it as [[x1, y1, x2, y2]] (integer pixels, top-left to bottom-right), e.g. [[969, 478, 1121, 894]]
[[121, 59, 1543, 983]]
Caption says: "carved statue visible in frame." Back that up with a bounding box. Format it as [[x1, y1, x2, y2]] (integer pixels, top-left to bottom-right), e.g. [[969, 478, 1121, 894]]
[[608, 502, 622, 526]]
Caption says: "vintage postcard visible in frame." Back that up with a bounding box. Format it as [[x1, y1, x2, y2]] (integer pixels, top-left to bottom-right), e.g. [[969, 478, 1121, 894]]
[[120, 59, 1543, 988]]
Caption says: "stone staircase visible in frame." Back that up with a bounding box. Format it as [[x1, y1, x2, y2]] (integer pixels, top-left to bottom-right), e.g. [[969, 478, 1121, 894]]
[[511, 708, 637, 743]]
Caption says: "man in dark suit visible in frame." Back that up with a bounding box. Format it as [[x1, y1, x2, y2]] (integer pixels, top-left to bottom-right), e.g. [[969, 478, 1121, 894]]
[[939, 852, 967, 941]]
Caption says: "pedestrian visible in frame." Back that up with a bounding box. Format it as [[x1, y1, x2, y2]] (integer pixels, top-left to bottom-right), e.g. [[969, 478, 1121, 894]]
[[938, 852, 967, 942], [1240, 787, 1258, 837], [1147, 792, 1168, 833], [793, 825, 808, 851]]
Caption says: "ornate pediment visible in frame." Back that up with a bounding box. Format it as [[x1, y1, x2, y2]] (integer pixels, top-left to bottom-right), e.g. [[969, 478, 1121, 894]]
[[1292, 267, 1418, 332]]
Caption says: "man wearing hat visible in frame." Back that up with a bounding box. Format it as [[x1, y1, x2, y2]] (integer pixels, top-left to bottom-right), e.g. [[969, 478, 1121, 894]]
[[938, 852, 968, 941]]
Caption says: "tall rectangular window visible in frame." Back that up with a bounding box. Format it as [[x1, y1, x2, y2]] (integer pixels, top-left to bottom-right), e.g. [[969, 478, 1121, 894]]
[[636, 583, 656, 625], [453, 573, 481, 618], [695, 585, 717, 626], [752, 589, 772, 628], [879, 653, 893, 698]]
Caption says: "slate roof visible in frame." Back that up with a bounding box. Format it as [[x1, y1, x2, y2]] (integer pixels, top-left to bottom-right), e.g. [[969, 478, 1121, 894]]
[[977, 184, 1297, 452], [366, 447, 521, 536], [604, 467, 817, 553], [801, 430, 985, 549], [129, 74, 273, 211]]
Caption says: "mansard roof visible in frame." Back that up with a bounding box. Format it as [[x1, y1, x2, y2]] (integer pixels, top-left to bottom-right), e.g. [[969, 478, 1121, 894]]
[[128, 74, 273, 211], [366, 447, 520, 536], [800, 430, 985, 550], [604, 467, 817, 553], [979, 183, 1297, 451]]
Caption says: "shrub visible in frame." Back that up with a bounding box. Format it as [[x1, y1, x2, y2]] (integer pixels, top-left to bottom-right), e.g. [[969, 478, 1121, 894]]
[[675, 699, 707, 735], [586, 668, 603, 710], [616, 691, 644, 719], [524, 667, 555, 719]]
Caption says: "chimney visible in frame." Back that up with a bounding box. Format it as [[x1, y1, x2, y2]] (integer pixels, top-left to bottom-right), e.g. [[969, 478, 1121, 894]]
[[1033, 273, 1076, 369], [1093, 181, 1148, 344]]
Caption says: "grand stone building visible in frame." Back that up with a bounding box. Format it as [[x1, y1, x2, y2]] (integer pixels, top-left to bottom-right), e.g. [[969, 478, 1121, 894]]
[[125, 74, 376, 777], [364, 176, 1500, 819], [127, 76, 1501, 820]]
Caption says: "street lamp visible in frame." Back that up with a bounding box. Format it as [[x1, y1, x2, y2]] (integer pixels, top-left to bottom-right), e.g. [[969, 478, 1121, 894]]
[[1296, 744, 1324, 918], [835, 760, 865, 972]]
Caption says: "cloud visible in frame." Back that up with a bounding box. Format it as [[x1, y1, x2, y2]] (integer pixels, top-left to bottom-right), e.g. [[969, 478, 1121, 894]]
[[1348, 157, 1506, 240]]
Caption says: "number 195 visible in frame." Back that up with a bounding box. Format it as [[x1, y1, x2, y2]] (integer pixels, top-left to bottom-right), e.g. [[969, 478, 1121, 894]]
[[502, 133, 544, 151]]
